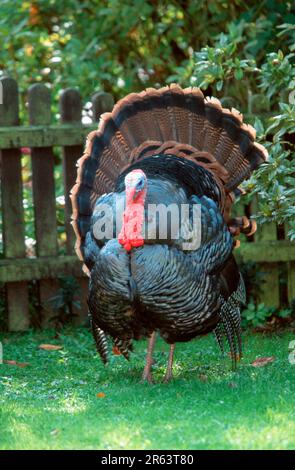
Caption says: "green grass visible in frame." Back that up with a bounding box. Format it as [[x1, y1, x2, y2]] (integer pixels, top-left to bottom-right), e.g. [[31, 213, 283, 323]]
[[0, 327, 294, 450]]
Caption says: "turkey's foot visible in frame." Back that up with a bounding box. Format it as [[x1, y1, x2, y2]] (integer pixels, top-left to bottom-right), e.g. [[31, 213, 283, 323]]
[[163, 344, 175, 383], [141, 369, 154, 384], [163, 371, 173, 383], [141, 331, 156, 384]]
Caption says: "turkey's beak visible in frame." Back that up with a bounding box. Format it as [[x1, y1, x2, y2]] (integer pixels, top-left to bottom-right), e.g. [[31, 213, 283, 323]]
[[129, 187, 137, 201], [132, 184, 143, 201]]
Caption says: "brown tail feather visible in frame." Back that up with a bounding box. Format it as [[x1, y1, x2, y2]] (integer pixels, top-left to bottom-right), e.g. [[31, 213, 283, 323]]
[[71, 85, 268, 262], [184, 87, 206, 149]]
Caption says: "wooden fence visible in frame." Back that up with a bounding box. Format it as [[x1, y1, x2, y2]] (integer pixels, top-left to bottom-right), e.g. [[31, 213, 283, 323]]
[[0, 77, 114, 330], [0, 77, 294, 331]]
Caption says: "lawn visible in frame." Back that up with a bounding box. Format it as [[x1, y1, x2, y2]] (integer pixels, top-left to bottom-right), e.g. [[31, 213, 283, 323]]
[[0, 327, 294, 450]]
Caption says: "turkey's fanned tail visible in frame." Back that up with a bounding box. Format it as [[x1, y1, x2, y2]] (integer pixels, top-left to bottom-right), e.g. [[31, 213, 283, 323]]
[[71, 85, 268, 263]]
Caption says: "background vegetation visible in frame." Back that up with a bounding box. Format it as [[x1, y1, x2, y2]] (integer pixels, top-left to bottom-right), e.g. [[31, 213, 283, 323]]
[[0, 2, 294, 451], [0, 0, 294, 327], [0, 0, 294, 235]]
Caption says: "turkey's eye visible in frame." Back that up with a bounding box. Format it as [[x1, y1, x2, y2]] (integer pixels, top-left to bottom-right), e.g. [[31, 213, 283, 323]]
[[136, 178, 144, 191]]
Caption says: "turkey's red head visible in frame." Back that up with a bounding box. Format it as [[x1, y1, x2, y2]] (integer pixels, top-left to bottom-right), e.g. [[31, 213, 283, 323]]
[[118, 169, 147, 251], [124, 169, 147, 203]]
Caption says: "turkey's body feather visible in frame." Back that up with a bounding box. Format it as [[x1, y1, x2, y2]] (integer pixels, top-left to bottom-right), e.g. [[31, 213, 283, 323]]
[[86, 165, 233, 347]]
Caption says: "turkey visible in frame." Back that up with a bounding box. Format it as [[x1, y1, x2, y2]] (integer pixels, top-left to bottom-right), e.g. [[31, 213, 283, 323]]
[[71, 85, 267, 382]]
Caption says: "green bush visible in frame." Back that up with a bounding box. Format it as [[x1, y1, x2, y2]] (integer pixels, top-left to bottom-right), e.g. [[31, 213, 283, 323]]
[[191, 29, 295, 239], [0, 1, 294, 317], [1, 1, 294, 237], [242, 302, 293, 329]]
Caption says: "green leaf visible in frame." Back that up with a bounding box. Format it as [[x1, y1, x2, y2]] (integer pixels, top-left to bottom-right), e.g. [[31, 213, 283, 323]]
[[216, 80, 223, 91]]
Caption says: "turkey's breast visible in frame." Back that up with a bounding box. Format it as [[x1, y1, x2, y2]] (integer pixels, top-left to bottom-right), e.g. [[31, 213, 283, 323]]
[[89, 239, 221, 344]]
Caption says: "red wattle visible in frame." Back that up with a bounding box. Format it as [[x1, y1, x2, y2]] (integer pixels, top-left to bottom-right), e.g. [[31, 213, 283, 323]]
[[118, 186, 146, 251], [124, 242, 132, 251]]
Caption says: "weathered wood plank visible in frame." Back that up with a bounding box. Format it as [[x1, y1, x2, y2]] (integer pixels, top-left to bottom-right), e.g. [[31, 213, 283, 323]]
[[0, 124, 96, 148], [29, 85, 58, 256], [60, 89, 83, 254], [0, 242, 294, 283], [0, 256, 84, 282], [236, 241, 295, 263], [287, 262, 295, 304], [28, 84, 59, 326], [73, 277, 89, 324], [6, 282, 30, 330], [285, 223, 295, 305], [1, 148, 25, 258], [254, 221, 280, 307], [0, 77, 29, 330], [92, 91, 114, 122]]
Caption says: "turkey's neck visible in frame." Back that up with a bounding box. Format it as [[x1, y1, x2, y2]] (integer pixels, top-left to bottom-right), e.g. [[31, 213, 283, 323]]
[[118, 188, 147, 251]]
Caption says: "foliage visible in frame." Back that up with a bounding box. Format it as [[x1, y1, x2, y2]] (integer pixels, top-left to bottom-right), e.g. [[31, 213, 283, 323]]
[[242, 303, 275, 328], [191, 23, 295, 239], [193, 30, 257, 92], [0, 1, 293, 238], [0, 327, 295, 449], [239, 261, 265, 303], [242, 302, 293, 329], [0, 1, 293, 107], [242, 106, 295, 239]]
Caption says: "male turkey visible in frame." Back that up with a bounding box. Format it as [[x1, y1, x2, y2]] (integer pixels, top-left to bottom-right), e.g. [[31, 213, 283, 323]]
[[71, 85, 267, 382]]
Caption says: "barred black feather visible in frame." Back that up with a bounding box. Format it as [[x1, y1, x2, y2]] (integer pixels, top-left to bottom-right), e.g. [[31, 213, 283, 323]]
[[114, 337, 133, 360], [91, 318, 109, 365]]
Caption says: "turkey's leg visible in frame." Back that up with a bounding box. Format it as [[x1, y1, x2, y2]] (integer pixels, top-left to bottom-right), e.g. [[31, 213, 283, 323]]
[[141, 331, 156, 383], [163, 344, 175, 383]]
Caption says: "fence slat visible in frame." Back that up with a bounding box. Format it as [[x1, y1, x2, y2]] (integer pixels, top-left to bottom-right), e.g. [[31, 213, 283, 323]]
[[0, 77, 29, 330], [92, 91, 114, 122], [255, 222, 280, 307], [285, 223, 295, 305], [0, 256, 83, 282], [0, 124, 96, 148], [60, 89, 83, 254], [287, 262, 295, 304], [28, 84, 59, 326]]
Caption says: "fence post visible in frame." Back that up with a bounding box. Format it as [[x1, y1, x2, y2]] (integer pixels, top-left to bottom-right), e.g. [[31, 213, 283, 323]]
[[28, 84, 58, 326], [59, 88, 83, 254], [255, 221, 280, 307], [288, 262, 295, 305], [92, 91, 114, 122], [59, 88, 89, 321], [285, 223, 295, 305], [0, 77, 29, 330]]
